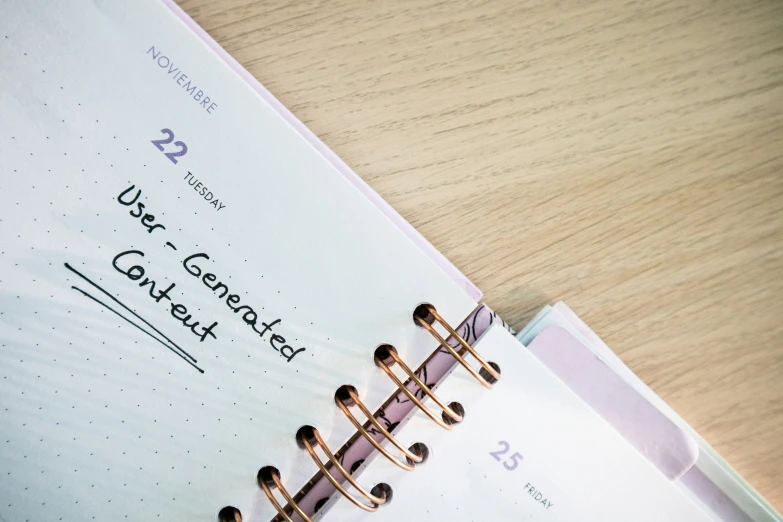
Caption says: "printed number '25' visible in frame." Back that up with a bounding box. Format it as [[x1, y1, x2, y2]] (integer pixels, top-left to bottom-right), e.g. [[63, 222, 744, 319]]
[[151, 128, 188, 164], [490, 440, 524, 471]]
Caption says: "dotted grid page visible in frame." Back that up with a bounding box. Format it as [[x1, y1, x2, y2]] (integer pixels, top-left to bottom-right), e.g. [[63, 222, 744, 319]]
[[0, 2, 478, 521], [324, 325, 714, 522]]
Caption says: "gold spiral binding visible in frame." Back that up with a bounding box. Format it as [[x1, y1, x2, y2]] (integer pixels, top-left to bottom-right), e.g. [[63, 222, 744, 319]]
[[301, 426, 386, 512], [246, 303, 495, 519], [416, 304, 500, 388], [374, 345, 463, 429], [335, 385, 423, 470], [259, 467, 313, 522]]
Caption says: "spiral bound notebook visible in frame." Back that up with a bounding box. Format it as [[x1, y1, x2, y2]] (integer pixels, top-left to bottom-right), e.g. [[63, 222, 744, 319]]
[[0, 1, 481, 520], [3, 3, 781, 522]]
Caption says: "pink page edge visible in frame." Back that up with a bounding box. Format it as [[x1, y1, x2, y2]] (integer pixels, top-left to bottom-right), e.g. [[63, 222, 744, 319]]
[[526, 325, 699, 481], [551, 303, 766, 521]]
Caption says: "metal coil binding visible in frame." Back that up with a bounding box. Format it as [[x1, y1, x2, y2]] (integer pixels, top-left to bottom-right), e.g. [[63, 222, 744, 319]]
[[414, 304, 500, 388], [299, 426, 387, 512], [231, 303, 493, 519], [374, 344, 463, 429], [335, 385, 423, 470], [258, 466, 312, 522]]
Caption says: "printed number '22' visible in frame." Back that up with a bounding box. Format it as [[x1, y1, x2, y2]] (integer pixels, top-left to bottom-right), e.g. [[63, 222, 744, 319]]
[[151, 128, 188, 164], [489, 440, 524, 471]]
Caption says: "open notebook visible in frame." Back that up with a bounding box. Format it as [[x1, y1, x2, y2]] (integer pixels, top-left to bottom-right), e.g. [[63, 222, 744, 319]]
[[0, 1, 482, 520], [2, 2, 781, 522]]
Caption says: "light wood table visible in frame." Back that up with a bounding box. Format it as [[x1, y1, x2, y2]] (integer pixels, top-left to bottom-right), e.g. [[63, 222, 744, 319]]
[[178, 0, 783, 511]]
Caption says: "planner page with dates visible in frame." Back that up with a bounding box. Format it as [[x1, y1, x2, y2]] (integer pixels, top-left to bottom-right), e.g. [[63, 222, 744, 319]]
[[325, 325, 713, 522], [0, 2, 478, 520]]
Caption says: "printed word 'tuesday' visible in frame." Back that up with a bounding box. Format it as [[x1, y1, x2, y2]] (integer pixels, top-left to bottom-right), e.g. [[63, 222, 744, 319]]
[[184, 172, 225, 211]]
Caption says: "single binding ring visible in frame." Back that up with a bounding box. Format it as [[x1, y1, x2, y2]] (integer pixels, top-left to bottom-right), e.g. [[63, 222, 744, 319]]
[[335, 385, 423, 470], [217, 506, 243, 522], [299, 426, 386, 512], [415, 304, 501, 389], [258, 467, 313, 522], [374, 345, 463, 429]]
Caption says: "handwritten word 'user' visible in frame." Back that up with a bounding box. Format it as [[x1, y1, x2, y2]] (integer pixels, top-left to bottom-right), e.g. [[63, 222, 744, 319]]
[[117, 185, 167, 234], [112, 249, 218, 343]]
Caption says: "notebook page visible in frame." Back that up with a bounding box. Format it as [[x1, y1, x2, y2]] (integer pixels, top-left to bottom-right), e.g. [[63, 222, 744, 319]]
[[0, 2, 477, 520], [324, 325, 713, 521]]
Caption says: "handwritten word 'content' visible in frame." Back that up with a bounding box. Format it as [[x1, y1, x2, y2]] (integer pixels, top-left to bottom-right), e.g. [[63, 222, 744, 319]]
[[112, 249, 218, 343]]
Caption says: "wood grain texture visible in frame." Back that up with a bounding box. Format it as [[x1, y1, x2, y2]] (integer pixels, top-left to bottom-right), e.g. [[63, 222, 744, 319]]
[[176, 0, 783, 510]]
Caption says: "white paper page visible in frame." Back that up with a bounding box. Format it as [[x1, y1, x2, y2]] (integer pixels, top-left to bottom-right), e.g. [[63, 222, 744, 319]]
[[0, 2, 477, 520], [325, 325, 713, 521]]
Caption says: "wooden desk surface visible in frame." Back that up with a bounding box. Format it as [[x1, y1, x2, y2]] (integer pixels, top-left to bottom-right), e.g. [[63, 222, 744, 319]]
[[178, 0, 783, 510]]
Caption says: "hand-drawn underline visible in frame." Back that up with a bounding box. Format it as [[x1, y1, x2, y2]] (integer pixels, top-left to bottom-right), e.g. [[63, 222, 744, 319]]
[[63, 263, 204, 374]]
